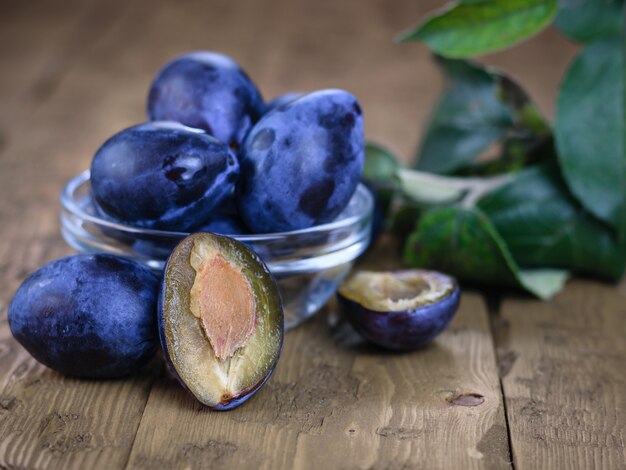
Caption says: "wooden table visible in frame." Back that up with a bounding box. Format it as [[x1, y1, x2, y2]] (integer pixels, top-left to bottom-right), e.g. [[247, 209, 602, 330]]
[[1, 1, 624, 468]]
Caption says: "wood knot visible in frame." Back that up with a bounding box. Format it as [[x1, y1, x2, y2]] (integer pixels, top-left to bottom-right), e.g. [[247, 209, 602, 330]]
[[447, 393, 485, 407]]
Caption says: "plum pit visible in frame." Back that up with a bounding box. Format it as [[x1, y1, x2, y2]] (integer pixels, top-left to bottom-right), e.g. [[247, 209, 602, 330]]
[[190, 243, 257, 360]]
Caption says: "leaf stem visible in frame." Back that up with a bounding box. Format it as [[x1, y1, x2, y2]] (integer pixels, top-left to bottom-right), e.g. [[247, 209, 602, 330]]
[[397, 168, 512, 207]]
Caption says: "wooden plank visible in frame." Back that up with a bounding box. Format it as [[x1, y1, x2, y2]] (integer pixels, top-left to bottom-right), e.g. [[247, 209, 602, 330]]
[[495, 280, 626, 469], [126, 296, 509, 470], [127, 1, 504, 466], [0, 0, 583, 467], [127, 236, 510, 469], [0, 0, 289, 466], [0, 361, 159, 469], [0, 0, 125, 146], [0, 2, 161, 469], [0, 2, 167, 469]]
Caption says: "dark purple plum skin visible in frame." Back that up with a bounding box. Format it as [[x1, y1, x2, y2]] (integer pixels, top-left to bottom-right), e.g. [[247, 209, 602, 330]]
[[196, 214, 249, 235], [147, 52, 265, 152], [338, 286, 461, 350], [91, 121, 239, 231], [237, 89, 365, 233], [264, 92, 304, 113], [191, 193, 249, 235], [8, 254, 159, 378]]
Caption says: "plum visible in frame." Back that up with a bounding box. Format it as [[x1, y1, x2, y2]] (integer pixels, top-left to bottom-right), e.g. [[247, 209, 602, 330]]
[[337, 270, 460, 349], [196, 214, 249, 235], [91, 121, 239, 231], [147, 51, 265, 152], [8, 254, 159, 378], [237, 89, 365, 233], [159, 232, 283, 409], [192, 193, 249, 235], [264, 92, 304, 113]]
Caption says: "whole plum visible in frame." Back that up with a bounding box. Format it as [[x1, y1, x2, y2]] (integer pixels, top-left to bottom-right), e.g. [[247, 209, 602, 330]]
[[8, 254, 160, 378], [192, 194, 249, 235], [91, 121, 239, 231], [147, 51, 265, 152], [264, 92, 304, 113], [196, 214, 249, 235], [237, 89, 365, 233]]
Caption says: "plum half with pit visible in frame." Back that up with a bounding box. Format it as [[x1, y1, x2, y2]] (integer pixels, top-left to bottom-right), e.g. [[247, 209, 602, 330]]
[[337, 270, 460, 349], [159, 232, 283, 409], [237, 89, 365, 233], [91, 121, 239, 231], [8, 254, 159, 378], [147, 51, 265, 152]]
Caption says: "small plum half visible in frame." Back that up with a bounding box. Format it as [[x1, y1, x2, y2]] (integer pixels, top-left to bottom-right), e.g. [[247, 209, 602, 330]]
[[337, 270, 460, 349], [159, 232, 283, 409]]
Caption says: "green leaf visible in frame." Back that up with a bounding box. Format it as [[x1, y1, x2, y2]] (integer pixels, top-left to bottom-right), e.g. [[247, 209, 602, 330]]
[[497, 74, 552, 136], [555, 0, 624, 43], [397, 0, 558, 58], [416, 57, 551, 175], [478, 164, 626, 279], [364, 142, 401, 185], [555, 38, 625, 236], [416, 59, 511, 174], [403, 206, 569, 299]]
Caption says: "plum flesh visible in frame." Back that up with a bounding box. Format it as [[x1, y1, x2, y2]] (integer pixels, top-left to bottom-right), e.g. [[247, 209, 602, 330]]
[[8, 254, 159, 378], [338, 270, 460, 349], [159, 232, 283, 409]]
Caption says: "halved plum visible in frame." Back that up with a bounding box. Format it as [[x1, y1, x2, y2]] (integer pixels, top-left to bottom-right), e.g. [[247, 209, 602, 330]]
[[159, 232, 283, 409], [337, 270, 460, 349]]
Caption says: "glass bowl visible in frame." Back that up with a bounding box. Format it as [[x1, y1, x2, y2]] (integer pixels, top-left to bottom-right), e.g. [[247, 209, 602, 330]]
[[60, 171, 373, 330]]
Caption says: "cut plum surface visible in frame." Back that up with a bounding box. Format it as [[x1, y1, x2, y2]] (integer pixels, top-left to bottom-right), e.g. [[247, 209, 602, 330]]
[[159, 232, 283, 409], [338, 270, 460, 349]]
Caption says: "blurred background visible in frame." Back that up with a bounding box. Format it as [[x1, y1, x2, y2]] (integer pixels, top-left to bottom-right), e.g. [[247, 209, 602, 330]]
[[0, 0, 578, 275], [1, 0, 578, 164]]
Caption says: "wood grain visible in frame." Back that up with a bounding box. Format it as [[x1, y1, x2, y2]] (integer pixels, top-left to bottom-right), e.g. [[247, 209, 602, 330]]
[[127, 290, 510, 470], [494, 280, 626, 469], [0, 0, 617, 468], [0, 1, 166, 468]]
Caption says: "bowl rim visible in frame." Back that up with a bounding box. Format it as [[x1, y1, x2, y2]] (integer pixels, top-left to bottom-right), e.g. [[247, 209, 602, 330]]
[[61, 170, 374, 242]]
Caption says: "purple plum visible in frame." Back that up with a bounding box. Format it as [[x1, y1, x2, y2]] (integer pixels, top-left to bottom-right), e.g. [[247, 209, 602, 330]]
[[337, 270, 460, 349], [147, 51, 265, 152], [237, 89, 365, 233], [8, 254, 159, 378]]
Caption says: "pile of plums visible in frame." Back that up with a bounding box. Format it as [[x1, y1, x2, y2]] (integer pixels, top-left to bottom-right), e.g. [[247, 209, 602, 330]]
[[9, 51, 364, 409], [92, 51, 365, 234], [8, 51, 460, 410]]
